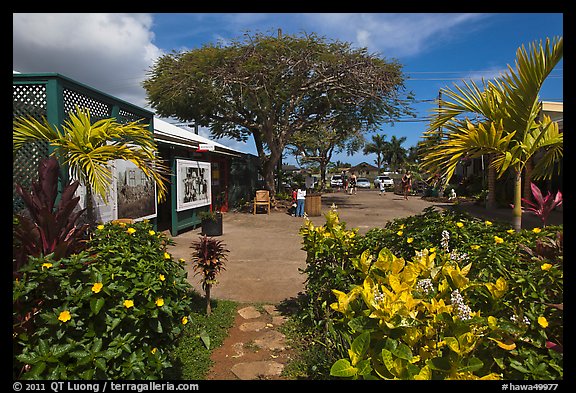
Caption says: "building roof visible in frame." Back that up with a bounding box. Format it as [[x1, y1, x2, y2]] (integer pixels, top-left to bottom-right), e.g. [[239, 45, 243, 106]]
[[349, 162, 379, 171], [153, 117, 248, 157]]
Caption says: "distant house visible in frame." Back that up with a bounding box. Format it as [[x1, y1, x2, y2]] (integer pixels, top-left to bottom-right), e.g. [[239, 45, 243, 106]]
[[349, 162, 380, 178]]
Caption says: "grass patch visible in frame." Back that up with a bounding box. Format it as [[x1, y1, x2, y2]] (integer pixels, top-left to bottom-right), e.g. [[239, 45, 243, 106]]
[[164, 291, 237, 379]]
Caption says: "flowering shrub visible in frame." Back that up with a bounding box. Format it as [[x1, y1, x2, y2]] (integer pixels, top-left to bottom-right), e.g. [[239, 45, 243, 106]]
[[299, 207, 562, 380], [299, 209, 362, 324], [13, 220, 194, 379]]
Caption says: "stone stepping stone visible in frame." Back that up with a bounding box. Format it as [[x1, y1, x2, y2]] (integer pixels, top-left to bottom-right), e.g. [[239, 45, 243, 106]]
[[253, 330, 286, 351], [231, 360, 284, 380], [239, 321, 268, 332], [237, 306, 261, 319], [231, 342, 244, 358]]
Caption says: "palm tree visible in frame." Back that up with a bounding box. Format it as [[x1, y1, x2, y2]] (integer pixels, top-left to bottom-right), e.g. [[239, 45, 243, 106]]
[[387, 135, 408, 172], [363, 133, 388, 172], [13, 106, 169, 224], [419, 36, 563, 231]]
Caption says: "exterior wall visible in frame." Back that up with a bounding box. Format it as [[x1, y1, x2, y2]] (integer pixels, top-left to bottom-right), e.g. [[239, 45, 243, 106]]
[[156, 142, 259, 235], [13, 73, 154, 219]]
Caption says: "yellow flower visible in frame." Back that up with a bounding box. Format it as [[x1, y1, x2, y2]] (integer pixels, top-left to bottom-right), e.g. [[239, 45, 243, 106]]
[[407, 237, 414, 243], [155, 298, 164, 307], [399, 224, 405, 230], [97, 224, 105, 230], [123, 300, 134, 309], [164, 252, 171, 260], [181, 316, 189, 325], [538, 316, 548, 328], [92, 282, 103, 293], [397, 230, 403, 236], [58, 310, 71, 323], [41, 263, 53, 269], [485, 220, 492, 226], [533, 227, 542, 234], [429, 247, 436, 253], [159, 274, 166, 281], [507, 229, 515, 234], [470, 245, 480, 250], [456, 222, 464, 228], [541, 263, 552, 271], [149, 230, 156, 236], [494, 236, 504, 244], [178, 258, 186, 264], [151, 348, 158, 354], [126, 227, 136, 235]]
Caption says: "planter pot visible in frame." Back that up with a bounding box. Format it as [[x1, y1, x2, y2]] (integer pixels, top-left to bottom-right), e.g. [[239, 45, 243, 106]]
[[201, 213, 223, 236]]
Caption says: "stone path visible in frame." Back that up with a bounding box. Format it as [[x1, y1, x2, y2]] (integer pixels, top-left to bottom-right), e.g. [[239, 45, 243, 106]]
[[206, 304, 294, 380]]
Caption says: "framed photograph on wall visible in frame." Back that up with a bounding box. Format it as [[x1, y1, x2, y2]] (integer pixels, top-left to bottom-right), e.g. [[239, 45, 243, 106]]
[[116, 159, 157, 220], [176, 159, 212, 212]]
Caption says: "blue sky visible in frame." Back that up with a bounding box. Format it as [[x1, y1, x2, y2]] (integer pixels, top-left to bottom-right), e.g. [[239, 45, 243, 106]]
[[13, 13, 563, 166]]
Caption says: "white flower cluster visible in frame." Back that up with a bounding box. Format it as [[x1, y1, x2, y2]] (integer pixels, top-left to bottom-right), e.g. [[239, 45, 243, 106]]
[[415, 278, 434, 295], [450, 289, 472, 321], [510, 314, 531, 326], [450, 250, 469, 264], [374, 289, 385, 303], [441, 230, 450, 252]]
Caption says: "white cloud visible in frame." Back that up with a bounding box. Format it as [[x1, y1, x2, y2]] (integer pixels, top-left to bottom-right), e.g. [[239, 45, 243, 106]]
[[13, 13, 163, 109], [301, 13, 486, 58]]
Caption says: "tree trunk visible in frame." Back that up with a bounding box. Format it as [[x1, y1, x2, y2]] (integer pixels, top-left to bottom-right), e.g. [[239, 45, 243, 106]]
[[486, 154, 497, 210], [523, 158, 533, 201], [512, 168, 523, 232], [85, 185, 96, 227], [205, 283, 212, 316]]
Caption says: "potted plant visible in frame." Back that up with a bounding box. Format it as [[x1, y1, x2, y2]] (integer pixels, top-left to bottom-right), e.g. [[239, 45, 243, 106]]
[[199, 210, 223, 236], [190, 235, 229, 315]]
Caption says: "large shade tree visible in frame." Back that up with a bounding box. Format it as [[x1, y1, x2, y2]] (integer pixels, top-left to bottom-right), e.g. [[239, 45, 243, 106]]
[[419, 36, 563, 231], [143, 30, 413, 197]]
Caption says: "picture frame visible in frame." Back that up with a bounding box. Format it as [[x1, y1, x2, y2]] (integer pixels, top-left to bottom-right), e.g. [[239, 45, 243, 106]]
[[116, 159, 158, 220], [176, 159, 212, 212]]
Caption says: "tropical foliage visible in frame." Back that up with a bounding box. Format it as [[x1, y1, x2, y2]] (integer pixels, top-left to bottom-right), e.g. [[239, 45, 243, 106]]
[[13, 220, 194, 379], [191, 235, 229, 315], [13, 157, 89, 277], [295, 207, 562, 380], [520, 182, 562, 227], [419, 36, 563, 230], [13, 106, 169, 223]]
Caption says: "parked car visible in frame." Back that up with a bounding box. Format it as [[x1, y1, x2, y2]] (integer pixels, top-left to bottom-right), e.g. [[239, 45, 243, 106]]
[[356, 177, 371, 189], [375, 175, 394, 190], [330, 174, 343, 188]]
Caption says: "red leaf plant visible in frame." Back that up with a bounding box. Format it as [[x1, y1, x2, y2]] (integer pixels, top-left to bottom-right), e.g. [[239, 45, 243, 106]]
[[521, 182, 562, 227]]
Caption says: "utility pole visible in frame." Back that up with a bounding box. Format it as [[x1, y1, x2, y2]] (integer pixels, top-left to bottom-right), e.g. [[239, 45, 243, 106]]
[[438, 90, 442, 139]]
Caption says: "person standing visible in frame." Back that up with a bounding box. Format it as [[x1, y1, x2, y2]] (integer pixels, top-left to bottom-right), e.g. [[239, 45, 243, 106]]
[[296, 185, 306, 217], [378, 177, 386, 196], [348, 173, 357, 195], [401, 171, 412, 200]]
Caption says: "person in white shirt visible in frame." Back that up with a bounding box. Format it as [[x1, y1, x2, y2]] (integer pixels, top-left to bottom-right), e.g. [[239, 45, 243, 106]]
[[296, 186, 306, 217]]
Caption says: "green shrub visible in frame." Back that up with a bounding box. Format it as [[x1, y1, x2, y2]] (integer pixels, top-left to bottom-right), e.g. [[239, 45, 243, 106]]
[[13, 220, 195, 379], [297, 208, 562, 380]]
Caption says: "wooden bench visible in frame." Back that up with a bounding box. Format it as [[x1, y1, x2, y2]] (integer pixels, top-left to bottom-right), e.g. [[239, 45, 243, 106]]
[[253, 190, 271, 214]]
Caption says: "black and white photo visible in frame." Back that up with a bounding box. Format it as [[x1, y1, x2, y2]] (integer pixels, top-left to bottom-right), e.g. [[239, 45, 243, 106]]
[[176, 159, 211, 211]]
